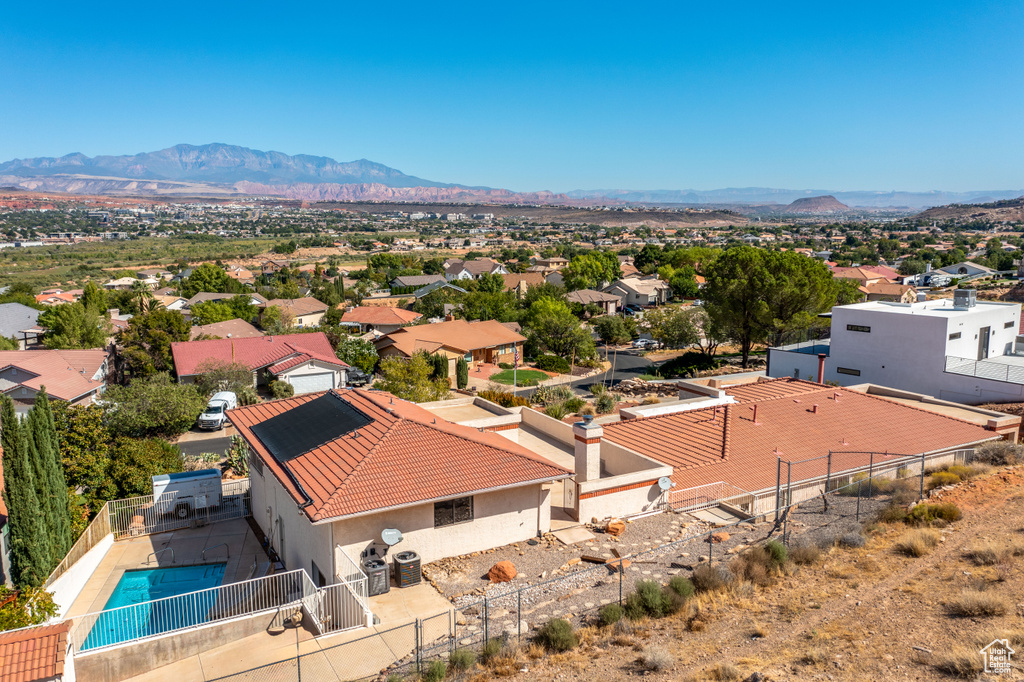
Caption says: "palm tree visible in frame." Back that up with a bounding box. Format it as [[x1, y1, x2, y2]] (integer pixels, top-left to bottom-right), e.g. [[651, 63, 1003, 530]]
[[130, 280, 155, 315]]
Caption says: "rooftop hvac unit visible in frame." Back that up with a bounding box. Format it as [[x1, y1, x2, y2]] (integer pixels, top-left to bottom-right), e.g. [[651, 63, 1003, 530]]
[[393, 551, 421, 588], [953, 289, 977, 310], [362, 557, 390, 596]]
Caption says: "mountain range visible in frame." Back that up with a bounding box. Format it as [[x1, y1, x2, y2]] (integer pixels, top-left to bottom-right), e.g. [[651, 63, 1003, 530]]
[[1, 144, 1021, 209]]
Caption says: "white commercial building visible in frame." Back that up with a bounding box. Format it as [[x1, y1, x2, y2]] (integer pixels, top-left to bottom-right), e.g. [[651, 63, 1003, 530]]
[[768, 292, 1024, 404]]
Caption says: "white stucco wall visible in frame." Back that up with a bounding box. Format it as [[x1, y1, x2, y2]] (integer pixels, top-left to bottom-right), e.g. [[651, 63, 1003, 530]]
[[330, 483, 551, 567], [577, 481, 665, 522], [49, 533, 115, 618]]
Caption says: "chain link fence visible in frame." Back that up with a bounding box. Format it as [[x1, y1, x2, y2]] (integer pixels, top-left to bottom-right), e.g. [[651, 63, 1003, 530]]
[[208, 447, 975, 681]]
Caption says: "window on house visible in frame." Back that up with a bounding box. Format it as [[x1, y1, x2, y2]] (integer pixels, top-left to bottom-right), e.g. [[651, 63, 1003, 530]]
[[464, 352, 473, 362], [1005, 321, 1015, 329], [846, 324, 870, 333], [434, 496, 473, 527], [949, 332, 962, 340], [836, 367, 861, 376]]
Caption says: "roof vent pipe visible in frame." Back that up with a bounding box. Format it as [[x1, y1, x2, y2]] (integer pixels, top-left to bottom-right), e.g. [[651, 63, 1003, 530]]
[[812, 404, 819, 414], [817, 353, 826, 384]]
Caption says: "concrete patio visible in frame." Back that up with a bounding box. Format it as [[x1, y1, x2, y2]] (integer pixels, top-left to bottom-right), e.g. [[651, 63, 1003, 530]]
[[65, 518, 266, 620]]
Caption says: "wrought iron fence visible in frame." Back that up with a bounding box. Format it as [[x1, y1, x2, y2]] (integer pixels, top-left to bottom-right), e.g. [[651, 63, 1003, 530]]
[[666, 481, 754, 513], [108, 478, 252, 538]]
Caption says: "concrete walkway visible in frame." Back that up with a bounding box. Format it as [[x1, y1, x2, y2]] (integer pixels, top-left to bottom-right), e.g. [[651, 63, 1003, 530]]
[[124, 583, 454, 681]]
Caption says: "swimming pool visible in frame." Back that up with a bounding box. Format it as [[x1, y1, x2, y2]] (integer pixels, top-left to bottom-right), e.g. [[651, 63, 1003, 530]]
[[81, 563, 226, 650]]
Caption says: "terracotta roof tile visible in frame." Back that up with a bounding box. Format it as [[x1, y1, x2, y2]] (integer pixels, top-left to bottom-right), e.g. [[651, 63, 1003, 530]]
[[378, 319, 524, 356], [171, 333, 346, 377], [603, 379, 996, 494], [0, 621, 70, 682], [230, 389, 570, 522], [340, 307, 422, 326], [0, 349, 108, 401], [264, 298, 328, 316]]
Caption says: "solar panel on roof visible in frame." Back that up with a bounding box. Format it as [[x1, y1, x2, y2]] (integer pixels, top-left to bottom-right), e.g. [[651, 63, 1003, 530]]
[[251, 392, 373, 463]]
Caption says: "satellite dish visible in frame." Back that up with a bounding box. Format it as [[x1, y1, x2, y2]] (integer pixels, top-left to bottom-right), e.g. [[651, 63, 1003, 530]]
[[658, 477, 674, 491], [381, 528, 403, 546]]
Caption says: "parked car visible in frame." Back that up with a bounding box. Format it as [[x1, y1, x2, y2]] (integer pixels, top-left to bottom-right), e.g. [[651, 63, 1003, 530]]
[[347, 368, 370, 387], [197, 391, 237, 430]]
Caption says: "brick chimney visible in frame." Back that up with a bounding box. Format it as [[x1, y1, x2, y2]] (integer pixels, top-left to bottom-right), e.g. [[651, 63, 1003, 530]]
[[573, 415, 602, 482]]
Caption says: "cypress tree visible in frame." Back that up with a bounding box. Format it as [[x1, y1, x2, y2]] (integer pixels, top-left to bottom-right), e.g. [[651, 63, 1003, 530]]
[[1, 396, 47, 587], [31, 390, 71, 566]]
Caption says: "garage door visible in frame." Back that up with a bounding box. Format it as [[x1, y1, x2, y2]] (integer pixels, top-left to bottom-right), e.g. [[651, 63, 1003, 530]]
[[288, 372, 335, 394]]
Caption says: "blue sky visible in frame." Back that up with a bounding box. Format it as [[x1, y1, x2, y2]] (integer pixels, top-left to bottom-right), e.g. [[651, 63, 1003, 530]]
[[1, 1, 1022, 192]]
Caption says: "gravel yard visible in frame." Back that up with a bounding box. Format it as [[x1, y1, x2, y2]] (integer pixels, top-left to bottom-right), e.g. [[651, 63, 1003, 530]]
[[421, 486, 906, 646]]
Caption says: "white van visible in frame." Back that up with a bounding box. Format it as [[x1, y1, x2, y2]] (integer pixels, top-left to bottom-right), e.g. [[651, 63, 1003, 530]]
[[197, 391, 238, 430]]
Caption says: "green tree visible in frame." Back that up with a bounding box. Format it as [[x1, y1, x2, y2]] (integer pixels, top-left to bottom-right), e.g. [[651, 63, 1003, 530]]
[[26, 391, 71, 567], [188, 301, 235, 326], [456, 355, 468, 390], [1, 396, 47, 587], [194, 359, 254, 397], [898, 258, 926, 276], [179, 263, 231, 297], [642, 306, 700, 349], [103, 373, 206, 438], [51, 402, 110, 512], [119, 308, 190, 377], [562, 252, 622, 291], [429, 353, 449, 381], [260, 305, 293, 335], [0, 587, 58, 632], [377, 354, 450, 402], [592, 316, 631, 346], [474, 272, 505, 294], [524, 297, 597, 361], [38, 303, 108, 349], [106, 438, 184, 498], [81, 280, 107, 313], [336, 336, 379, 374], [703, 247, 840, 367]]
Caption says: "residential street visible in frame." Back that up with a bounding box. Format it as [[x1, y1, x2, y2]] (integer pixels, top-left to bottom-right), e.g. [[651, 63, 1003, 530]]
[[515, 349, 654, 398]]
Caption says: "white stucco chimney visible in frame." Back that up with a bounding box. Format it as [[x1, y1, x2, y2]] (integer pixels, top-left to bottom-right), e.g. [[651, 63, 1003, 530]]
[[573, 415, 602, 483]]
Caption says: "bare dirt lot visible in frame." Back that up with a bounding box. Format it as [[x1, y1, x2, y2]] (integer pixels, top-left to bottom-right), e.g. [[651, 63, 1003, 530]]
[[452, 467, 1024, 681]]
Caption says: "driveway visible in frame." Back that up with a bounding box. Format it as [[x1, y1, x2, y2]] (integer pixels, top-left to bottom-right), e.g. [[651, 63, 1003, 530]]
[[176, 425, 236, 457]]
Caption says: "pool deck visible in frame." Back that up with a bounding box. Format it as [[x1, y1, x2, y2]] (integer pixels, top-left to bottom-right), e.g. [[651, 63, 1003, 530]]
[[65, 518, 265, 620]]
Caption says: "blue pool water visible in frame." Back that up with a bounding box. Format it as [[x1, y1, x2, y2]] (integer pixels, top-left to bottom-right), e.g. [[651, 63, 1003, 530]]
[[82, 563, 226, 650]]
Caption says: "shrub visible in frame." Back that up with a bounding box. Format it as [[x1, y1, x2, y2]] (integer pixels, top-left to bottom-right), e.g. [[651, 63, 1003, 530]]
[[269, 380, 294, 399], [579, 404, 596, 416], [535, 354, 571, 374], [763, 540, 788, 566], [564, 396, 586, 413], [838, 532, 866, 548], [908, 502, 961, 525], [625, 580, 670, 619], [595, 393, 617, 414], [710, 662, 742, 681], [945, 464, 974, 480], [456, 356, 469, 390], [668, 575, 695, 599], [237, 385, 259, 406], [481, 637, 503, 662], [422, 659, 446, 682], [946, 589, 1008, 617], [640, 645, 674, 671], [641, 396, 661, 405], [658, 351, 723, 378], [599, 603, 624, 626], [544, 402, 569, 420], [478, 390, 531, 408], [789, 544, 821, 565], [933, 648, 984, 678], [449, 648, 476, 671], [974, 441, 1023, 466], [876, 504, 909, 524], [692, 564, 727, 593], [895, 529, 941, 557], [928, 471, 961, 489], [532, 384, 573, 404], [966, 545, 1002, 566], [589, 384, 607, 396], [498, 362, 514, 370], [730, 552, 772, 587], [536, 618, 577, 652]]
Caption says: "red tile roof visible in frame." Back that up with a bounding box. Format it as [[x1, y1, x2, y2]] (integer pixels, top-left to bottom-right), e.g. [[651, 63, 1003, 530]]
[[0, 621, 69, 682], [0, 349, 108, 402], [378, 319, 525, 356], [340, 307, 422, 326], [603, 379, 996, 494], [230, 389, 571, 522], [171, 333, 346, 377]]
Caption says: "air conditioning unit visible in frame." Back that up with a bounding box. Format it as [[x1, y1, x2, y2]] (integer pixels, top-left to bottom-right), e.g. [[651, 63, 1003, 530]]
[[953, 289, 977, 310], [393, 551, 421, 588], [362, 558, 390, 596]]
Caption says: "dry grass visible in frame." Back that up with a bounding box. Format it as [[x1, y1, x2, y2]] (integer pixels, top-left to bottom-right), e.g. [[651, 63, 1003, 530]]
[[639, 644, 674, 671], [709, 661, 743, 681], [965, 544, 1002, 566], [932, 647, 984, 678], [946, 589, 1009, 617], [895, 529, 941, 557], [799, 648, 827, 666]]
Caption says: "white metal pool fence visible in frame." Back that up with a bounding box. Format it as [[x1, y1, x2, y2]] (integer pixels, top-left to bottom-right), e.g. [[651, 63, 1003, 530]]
[[71, 563, 371, 655], [108, 478, 252, 538]]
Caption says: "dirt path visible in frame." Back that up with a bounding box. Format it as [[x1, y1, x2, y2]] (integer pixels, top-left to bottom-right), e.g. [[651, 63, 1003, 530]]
[[505, 468, 1024, 681]]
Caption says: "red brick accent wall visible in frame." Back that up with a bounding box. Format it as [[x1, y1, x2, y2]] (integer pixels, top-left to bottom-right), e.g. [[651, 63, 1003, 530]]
[[579, 479, 659, 500]]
